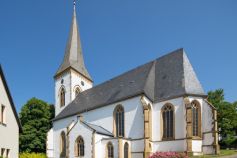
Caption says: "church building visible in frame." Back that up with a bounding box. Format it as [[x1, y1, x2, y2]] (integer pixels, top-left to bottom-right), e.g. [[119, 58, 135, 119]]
[[47, 4, 219, 158]]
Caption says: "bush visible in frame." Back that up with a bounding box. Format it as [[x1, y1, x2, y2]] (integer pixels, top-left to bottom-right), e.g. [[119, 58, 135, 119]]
[[149, 152, 189, 158], [19, 153, 47, 158]]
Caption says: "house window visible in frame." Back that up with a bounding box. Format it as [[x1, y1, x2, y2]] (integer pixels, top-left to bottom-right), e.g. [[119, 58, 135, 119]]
[[6, 149, 10, 158], [124, 142, 129, 158], [1, 105, 5, 124], [114, 105, 124, 137], [75, 87, 81, 97], [107, 142, 113, 158], [60, 87, 65, 107], [75, 136, 84, 157], [191, 101, 201, 137], [1, 148, 5, 157], [162, 104, 174, 140], [60, 131, 66, 157]]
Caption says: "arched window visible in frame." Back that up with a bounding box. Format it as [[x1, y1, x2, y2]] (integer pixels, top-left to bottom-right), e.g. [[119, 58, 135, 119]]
[[60, 87, 65, 107], [124, 142, 129, 158], [162, 104, 174, 140], [75, 87, 81, 96], [107, 142, 114, 158], [114, 105, 124, 137], [75, 136, 84, 157], [191, 101, 201, 137], [60, 131, 66, 157]]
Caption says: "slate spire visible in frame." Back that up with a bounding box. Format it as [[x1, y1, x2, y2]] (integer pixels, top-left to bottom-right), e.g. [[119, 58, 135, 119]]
[[55, 3, 92, 81]]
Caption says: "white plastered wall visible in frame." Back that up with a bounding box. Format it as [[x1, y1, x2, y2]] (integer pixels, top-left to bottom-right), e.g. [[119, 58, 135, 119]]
[[55, 70, 92, 116], [68, 119, 93, 158], [0, 76, 19, 158]]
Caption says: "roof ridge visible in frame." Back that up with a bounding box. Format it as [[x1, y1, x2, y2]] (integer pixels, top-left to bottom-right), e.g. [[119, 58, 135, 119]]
[[142, 60, 156, 100]]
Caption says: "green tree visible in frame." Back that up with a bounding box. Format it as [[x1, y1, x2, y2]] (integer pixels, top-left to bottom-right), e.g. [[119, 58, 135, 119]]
[[207, 89, 237, 147], [19, 98, 54, 153]]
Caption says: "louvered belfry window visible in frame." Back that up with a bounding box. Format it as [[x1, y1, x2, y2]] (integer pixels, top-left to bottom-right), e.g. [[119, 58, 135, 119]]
[[75, 87, 81, 96], [115, 106, 124, 137], [60, 88, 65, 107], [162, 104, 174, 139]]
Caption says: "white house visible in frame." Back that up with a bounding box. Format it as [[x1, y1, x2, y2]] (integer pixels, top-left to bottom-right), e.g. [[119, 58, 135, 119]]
[[47, 4, 219, 158], [0, 65, 22, 158]]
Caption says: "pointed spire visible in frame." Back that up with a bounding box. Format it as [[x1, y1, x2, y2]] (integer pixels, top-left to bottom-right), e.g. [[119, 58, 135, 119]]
[[55, 2, 92, 81]]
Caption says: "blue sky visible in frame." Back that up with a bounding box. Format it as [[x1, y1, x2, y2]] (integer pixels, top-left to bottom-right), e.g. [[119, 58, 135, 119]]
[[0, 0, 236, 112]]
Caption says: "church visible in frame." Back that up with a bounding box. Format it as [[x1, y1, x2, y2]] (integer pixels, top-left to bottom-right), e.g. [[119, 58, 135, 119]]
[[47, 4, 219, 158]]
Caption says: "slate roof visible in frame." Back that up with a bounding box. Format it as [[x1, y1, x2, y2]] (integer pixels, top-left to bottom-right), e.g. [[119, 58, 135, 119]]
[[82, 121, 113, 136], [53, 48, 206, 121], [0, 65, 22, 132], [55, 5, 92, 81]]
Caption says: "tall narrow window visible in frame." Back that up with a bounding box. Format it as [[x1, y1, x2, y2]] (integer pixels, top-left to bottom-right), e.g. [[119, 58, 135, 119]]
[[75, 136, 84, 157], [1, 148, 5, 157], [191, 101, 201, 137], [60, 88, 65, 107], [114, 105, 124, 137], [6, 149, 10, 158], [75, 87, 81, 97], [60, 131, 66, 157], [107, 142, 114, 158], [162, 104, 174, 140], [1, 105, 5, 124], [124, 142, 129, 158]]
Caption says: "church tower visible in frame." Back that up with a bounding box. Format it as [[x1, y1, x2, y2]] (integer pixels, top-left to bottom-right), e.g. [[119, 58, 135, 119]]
[[54, 4, 93, 116]]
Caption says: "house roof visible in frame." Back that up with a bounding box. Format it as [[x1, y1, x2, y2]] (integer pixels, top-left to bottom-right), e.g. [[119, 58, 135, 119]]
[[82, 121, 113, 137], [53, 48, 206, 121], [0, 65, 22, 132], [55, 5, 92, 81]]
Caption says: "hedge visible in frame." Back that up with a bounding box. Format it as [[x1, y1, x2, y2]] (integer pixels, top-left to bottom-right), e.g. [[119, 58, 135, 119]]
[[19, 153, 47, 158]]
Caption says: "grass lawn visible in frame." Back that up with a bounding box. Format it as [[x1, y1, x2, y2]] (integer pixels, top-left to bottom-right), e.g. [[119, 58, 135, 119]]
[[191, 150, 237, 158]]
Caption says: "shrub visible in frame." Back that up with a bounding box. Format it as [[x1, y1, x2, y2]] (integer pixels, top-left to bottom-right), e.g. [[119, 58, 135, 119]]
[[149, 151, 189, 158], [19, 152, 47, 158]]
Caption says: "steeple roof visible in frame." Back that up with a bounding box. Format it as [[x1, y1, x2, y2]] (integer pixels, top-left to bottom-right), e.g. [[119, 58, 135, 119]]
[[55, 5, 92, 81]]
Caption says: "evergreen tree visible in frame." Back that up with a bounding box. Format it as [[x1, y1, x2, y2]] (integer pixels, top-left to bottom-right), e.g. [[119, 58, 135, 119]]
[[19, 98, 54, 153]]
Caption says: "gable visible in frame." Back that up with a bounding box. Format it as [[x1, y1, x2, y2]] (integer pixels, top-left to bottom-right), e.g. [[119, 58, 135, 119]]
[[0, 65, 22, 132]]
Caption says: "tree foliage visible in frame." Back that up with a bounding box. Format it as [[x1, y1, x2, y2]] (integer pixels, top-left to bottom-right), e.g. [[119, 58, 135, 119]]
[[19, 98, 54, 153], [207, 89, 237, 148]]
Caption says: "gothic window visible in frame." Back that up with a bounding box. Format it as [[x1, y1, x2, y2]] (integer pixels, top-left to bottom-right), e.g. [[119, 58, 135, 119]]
[[75, 87, 81, 96], [60, 87, 65, 107], [191, 101, 201, 137], [162, 104, 174, 140], [114, 105, 124, 137], [75, 136, 84, 157], [107, 142, 114, 158], [60, 131, 66, 157], [124, 142, 129, 158]]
